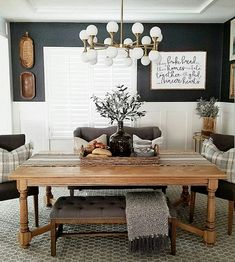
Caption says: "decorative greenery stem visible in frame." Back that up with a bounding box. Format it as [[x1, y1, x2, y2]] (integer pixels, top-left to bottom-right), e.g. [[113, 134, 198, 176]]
[[196, 97, 219, 118], [91, 85, 146, 124]]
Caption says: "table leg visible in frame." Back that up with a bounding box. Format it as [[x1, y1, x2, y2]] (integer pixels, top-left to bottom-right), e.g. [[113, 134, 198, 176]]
[[173, 185, 190, 207], [46, 186, 54, 207], [17, 181, 32, 248], [204, 179, 218, 246]]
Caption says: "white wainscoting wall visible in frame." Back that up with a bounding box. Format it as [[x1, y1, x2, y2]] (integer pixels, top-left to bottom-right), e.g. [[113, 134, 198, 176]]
[[12, 101, 234, 153]]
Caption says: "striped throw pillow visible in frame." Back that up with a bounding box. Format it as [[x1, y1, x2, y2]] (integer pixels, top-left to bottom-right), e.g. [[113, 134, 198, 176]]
[[201, 139, 235, 183], [0, 142, 33, 183]]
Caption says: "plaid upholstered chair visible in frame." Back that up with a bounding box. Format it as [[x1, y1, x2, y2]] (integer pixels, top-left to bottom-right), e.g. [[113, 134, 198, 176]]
[[190, 133, 235, 235], [0, 134, 39, 227]]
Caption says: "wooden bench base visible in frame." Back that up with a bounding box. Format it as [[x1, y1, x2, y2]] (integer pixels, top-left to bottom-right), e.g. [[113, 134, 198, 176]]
[[50, 196, 177, 257]]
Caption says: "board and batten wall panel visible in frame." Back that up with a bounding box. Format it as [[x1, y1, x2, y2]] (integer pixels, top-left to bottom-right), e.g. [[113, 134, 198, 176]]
[[219, 103, 235, 134], [166, 111, 189, 150], [12, 101, 235, 153], [12, 102, 49, 151]]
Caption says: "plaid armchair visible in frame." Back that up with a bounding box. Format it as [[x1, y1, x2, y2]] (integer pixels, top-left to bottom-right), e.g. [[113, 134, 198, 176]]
[[189, 133, 235, 235]]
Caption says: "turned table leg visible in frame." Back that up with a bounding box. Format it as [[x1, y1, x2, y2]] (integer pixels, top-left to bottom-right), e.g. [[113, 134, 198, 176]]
[[17, 181, 32, 248], [46, 186, 54, 207], [204, 179, 218, 246], [173, 185, 191, 207]]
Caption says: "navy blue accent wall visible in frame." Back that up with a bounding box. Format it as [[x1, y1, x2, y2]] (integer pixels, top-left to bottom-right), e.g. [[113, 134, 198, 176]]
[[10, 22, 226, 102]]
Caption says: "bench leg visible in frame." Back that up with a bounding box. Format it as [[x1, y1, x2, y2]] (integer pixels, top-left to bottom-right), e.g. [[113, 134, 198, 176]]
[[58, 224, 63, 236], [170, 218, 176, 255], [33, 195, 39, 227], [51, 221, 56, 257], [228, 200, 234, 235], [189, 191, 196, 223]]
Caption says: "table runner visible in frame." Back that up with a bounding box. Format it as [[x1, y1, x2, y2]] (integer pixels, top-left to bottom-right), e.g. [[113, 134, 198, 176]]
[[21, 153, 81, 167], [21, 151, 214, 167]]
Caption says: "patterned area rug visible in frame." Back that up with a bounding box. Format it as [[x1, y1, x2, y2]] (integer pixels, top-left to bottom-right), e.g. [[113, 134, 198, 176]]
[[0, 186, 235, 262]]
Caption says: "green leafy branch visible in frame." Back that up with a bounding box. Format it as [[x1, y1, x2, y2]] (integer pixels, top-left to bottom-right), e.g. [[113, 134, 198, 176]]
[[91, 85, 146, 124], [196, 97, 219, 118]]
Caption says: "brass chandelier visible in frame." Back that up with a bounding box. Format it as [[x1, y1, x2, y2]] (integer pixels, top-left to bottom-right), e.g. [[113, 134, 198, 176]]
[[79, 0, 163, 67]]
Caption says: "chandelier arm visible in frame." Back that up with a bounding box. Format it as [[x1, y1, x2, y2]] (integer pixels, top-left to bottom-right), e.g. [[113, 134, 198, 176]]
[[152, 37, 158, 50], [82, 40, 87, 52]]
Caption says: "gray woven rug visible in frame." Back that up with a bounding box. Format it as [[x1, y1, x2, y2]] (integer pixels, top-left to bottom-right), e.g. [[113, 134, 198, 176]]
[[0, 186, 235, 262]]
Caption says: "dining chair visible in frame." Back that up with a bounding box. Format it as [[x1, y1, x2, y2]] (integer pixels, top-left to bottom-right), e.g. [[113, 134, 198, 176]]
[[189, 133, 235, 235], [0, 134, 39, 227]]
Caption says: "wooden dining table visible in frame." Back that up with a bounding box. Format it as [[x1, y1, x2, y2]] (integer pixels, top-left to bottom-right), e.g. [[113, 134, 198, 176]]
[[9, 151, 226, 249]]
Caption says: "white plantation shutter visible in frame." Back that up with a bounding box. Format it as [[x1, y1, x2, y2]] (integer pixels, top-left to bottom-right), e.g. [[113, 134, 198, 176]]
[[44, 47, 137, 139]]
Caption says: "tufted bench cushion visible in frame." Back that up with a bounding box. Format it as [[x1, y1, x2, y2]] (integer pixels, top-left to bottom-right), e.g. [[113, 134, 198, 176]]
[[50, 196, 126, 223]]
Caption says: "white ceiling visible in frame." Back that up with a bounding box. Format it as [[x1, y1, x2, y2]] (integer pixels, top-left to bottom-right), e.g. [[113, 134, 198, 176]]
[[0, 0, 234, 23]]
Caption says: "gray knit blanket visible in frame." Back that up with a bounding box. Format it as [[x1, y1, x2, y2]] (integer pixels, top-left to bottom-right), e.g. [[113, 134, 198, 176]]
[[125, 191, 170, 253]]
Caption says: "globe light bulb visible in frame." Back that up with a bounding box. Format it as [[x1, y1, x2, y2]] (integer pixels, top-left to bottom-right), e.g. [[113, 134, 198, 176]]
[[81, 52, 89, 63], [124, 57, 133, 67], [150, 26, 161, 38], [141, 36, 151, 45], [132, 47, 144, 59], [124, 38, 133, 46], [155, 53, 162, 64], [87, 49, 97, 61], [104, 38, 112, 45], [106, 46, 118, 58], [132, 22, 144, 34], [141, 56, 150, 66], [106, 21, 119, 33], [157, 33, 163, 42], [104, 57, 113, 67], [89, 58, 97, 65], [86, 25, 98, 36], [79, 30, 88, 40], [148, 50, 160, 61]]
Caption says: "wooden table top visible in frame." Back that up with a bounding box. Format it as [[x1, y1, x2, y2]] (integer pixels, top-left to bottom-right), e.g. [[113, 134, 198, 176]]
[[10, 164, 226, 187]]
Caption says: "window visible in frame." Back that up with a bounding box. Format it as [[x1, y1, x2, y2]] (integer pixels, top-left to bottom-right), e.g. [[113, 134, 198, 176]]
[[44, 47, 137, 139]]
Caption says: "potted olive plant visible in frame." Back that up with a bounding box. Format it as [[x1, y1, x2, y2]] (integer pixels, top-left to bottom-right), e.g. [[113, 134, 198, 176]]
[[91, 85, 146, 156], [196, 97, 219, 136]]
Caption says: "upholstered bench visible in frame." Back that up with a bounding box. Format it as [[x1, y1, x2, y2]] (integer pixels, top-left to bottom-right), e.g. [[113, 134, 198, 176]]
[[50, 196, 176, 257]]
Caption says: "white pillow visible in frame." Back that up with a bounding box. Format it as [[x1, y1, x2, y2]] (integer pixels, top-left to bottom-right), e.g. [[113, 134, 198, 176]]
[[74, 134, 107, 153], [133, 134, 164, 148], [0, 142, 33, 183], [201, 139, 235, 183]]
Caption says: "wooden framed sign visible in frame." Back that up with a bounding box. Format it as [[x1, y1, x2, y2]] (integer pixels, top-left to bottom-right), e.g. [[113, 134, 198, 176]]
[[151, 51, 207, 90], [19, 32, 34, 68]]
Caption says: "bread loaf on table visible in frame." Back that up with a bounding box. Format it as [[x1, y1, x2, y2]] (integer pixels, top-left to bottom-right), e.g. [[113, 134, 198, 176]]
[[86, 153, 108, 158], [92, 148, 112, 157]]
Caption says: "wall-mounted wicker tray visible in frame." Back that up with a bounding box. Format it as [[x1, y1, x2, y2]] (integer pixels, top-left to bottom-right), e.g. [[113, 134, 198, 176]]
[[80, 155, 160, 166], [19, 32, 34, 68]]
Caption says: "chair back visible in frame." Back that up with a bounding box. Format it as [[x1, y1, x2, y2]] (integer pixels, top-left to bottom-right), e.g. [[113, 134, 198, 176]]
[[0, 134, 25, 151], [210, 133, 234, 152]]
